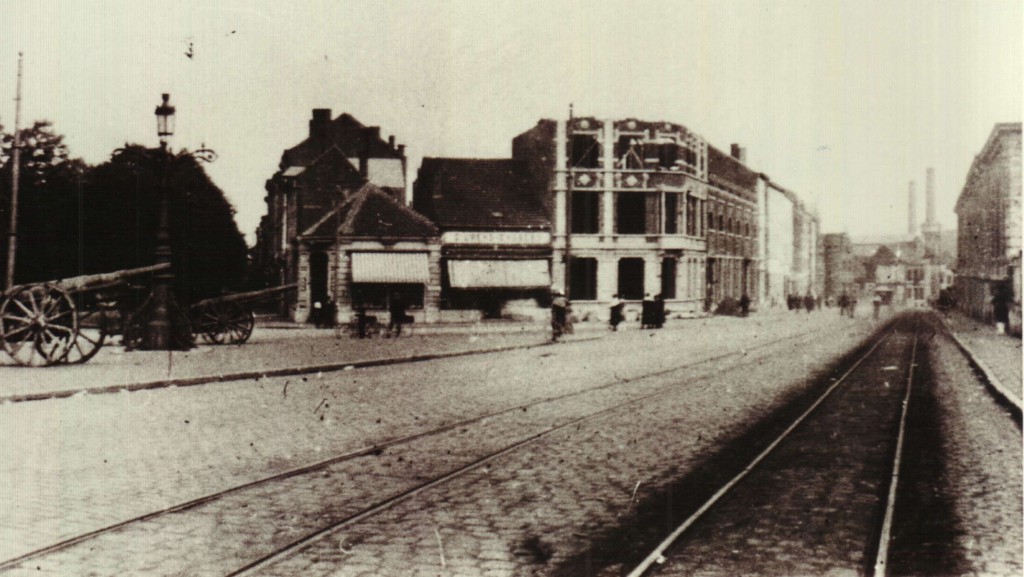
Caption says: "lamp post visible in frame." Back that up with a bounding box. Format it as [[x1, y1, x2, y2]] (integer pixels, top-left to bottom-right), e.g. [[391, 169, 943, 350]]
[[136, 93, 214, 350]]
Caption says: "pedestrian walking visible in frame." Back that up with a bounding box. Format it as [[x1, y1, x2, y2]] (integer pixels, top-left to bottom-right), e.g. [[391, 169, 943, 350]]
[[551, 289, 569, 342], [739, 293, 751, 317], [387, 295, 407, 337], [838, 293, 849, 317], [609, 294, 624, 331], [653, 294, 666, 328], [804, 293, 815, 313], [872, 293, 882, 320]]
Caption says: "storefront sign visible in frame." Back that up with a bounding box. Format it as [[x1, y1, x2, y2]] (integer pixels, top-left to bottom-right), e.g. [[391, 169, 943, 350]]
[[442, 231, 550, 246]]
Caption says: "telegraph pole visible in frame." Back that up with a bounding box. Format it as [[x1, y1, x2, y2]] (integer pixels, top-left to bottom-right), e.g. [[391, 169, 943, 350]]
[[5, 52, 23, 290], [564, 102, 573, 297]]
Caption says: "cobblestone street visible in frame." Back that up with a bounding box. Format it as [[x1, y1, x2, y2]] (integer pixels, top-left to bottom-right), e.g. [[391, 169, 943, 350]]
[[0, 309, 1019, 576]]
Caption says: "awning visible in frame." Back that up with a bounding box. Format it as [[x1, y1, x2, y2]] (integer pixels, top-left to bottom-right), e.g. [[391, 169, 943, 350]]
[[351, 252, 430, 283], [447, 260, 550, 289]]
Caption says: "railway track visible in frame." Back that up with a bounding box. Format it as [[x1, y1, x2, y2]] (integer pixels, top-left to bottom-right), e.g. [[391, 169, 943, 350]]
[[0, 320, 846, 576], [619, 314, 964, 577]]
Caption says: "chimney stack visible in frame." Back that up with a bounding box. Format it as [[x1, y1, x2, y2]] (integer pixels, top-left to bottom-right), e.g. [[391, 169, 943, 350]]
[[730, 143, 747, 163], [388, 135, 396, 149], [309, 109, 331, 144], [908, 181, 917, 235]]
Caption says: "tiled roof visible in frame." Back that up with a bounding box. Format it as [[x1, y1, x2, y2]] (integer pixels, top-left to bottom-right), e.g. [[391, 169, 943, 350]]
[[302, 183, 437, 240], [282, 113, 401, 168], [414, 158, 549, 230]]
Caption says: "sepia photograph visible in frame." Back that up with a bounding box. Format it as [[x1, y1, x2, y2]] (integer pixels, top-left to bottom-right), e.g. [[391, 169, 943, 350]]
[[0, 1, 1021, 575]]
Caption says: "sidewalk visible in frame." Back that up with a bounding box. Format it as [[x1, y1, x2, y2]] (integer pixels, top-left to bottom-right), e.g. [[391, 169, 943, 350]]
[[1, 314, 653, 403], [0, 309, 825, 404], [942, 312, 1023, 408]]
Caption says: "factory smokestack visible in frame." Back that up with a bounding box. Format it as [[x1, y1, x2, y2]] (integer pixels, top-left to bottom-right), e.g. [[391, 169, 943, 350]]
[[908, 181, 917, 235]]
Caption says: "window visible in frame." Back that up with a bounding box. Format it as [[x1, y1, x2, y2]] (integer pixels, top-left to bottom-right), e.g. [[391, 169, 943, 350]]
[[569, 257, 598, 301], [664, 193, 680, 234], [658, 143, 678, 169], [618, 258, 645, 300], [686, 196, 698, 236], [351, 284, 424, 310], [617, 193, 647, 234], [571, 192, 600, 234], [617, 135, 643, 169], [707, 211, 716, 231], [718, 214, 725, 231], [661, 258, 677, 299], [570, 134, 600, 168]]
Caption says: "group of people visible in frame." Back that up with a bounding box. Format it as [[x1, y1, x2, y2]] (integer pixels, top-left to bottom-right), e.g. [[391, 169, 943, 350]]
[[786, 293, 819, 313], [836, 293, 858, 317]]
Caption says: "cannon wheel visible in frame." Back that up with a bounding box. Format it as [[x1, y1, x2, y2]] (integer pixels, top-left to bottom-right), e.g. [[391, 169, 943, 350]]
[[0, 284, 78, 366], [195, 301, 254, 345], [63, 298, 109, 364]]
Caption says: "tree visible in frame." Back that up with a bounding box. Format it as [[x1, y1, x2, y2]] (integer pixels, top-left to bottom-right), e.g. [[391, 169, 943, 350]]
[[85, 145, 248, 302], [0, 120, 90, 283]]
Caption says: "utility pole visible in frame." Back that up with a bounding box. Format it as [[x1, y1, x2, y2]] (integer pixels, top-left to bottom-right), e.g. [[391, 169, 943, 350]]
[[564, 102, 573, 297], [6, 51, 23, 290]]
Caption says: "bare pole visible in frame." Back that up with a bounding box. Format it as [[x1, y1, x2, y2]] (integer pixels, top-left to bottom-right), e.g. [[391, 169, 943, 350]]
[[564, 102, 573, 297], [5, 51, 23, 290]]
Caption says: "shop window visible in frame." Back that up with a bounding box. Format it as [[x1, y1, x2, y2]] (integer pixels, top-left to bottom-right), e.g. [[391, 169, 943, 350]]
[[617, 193, 647, 235], [618, 258, 645, 300], [661, 258, 677, 299], [664, 193, 679, 234], [351, 284, 424, 310], [569, 257, 598, 301], [570, 134, 600, 168], [571, 191, 600, 234]]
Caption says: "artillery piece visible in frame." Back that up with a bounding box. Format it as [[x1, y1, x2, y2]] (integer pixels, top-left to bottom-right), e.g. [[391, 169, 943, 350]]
[[0, 264, 170, 366], [0, 265, 296, 366]]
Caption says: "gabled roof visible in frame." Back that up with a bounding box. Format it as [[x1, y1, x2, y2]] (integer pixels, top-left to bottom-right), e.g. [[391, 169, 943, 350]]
[[282, 113, 402, 168], [414, 158, 549, 230], [955, 123, 1022, 214], [301, 183, 437, 240]]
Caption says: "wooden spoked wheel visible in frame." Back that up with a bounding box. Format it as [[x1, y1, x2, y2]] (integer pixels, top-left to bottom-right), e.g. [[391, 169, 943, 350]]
[[62, 298, 109, 364], [0, 284, 78, 366], [195, 302, 254, 345]]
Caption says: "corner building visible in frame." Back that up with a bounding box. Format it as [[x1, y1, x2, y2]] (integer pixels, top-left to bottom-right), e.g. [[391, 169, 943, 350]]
[[513, 117, 710, 320]]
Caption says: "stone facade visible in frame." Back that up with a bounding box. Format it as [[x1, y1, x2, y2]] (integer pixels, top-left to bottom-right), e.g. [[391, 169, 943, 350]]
[[954, 123, 1022, 330]]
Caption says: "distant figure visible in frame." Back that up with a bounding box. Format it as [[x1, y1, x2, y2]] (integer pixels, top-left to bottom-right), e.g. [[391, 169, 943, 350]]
[[355, 305, 369, 338], [609, 294, 624, 331], [312, 300, 325, 328], [551, 290, 569, 342], [872, 294, 882, 320], [838, 293, 849, 317], [739, 293, 751, 317], [992, 285, 1011, 334], [848, 296, 858, 318], [641, 293, 654, 329], [804, 293, 815, 313], [653, 294, 666, 328], [388, 295, 407, 337]]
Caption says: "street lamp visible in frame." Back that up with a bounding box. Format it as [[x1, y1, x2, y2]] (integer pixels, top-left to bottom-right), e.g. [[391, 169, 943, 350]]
[[135, 93, 214, 350]]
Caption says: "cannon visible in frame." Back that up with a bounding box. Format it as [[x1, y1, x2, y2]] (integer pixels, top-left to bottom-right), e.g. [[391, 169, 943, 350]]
[[0, 264, 170, 366], [188, 284, 297, 345]]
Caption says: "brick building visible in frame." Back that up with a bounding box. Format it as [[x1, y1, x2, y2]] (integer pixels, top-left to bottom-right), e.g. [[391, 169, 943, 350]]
[[954, 123, 1022, 330], [706, 144, 759, 308], [512, 117, 710, 320], [413, 158, 552, 321], [256, 110, 413, 322], [822, 232, 857, 300]]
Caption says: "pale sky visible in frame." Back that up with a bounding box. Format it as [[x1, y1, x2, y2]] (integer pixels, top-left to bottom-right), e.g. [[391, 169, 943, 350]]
[[2, 0, 1021, 244]]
